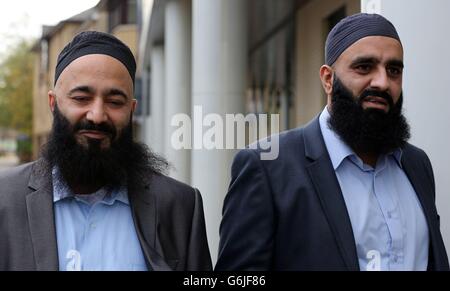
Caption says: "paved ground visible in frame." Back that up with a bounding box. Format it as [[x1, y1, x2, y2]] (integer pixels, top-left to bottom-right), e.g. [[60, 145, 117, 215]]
[[0, 154, 19, 170]]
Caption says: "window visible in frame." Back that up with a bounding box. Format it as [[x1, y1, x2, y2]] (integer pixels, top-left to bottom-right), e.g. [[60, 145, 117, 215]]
[[108, 0, 137, 32], [248, 0, 296, 131], [39, 39, 49, 83], [327, 6, 346, 33]]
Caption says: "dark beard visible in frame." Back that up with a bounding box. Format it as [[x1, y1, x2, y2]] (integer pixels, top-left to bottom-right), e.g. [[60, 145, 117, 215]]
[[41, 105, 168, 192], [328, 77, 410, 155]]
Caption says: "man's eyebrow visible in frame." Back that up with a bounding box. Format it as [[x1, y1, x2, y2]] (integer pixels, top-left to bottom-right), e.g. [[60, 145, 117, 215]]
[[67, 85, 95, 96], [350, 56, 379, 66], [350, 56, 404, 69], [104, 88, 129, 100], [387, 59, 404, 68]]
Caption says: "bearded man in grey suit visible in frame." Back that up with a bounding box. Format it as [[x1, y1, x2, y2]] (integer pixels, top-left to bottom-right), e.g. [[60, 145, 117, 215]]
[[0, 31, 212, 271]]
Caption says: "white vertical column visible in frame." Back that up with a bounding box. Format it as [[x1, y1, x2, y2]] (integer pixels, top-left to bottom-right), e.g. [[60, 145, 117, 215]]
[[165, 0, 191, 183], [191, 0, 247, 263], [148, 45, 165, 156]]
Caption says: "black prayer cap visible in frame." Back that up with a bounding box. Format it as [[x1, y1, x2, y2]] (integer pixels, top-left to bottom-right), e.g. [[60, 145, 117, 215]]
[[54, 31, 136, 86], [325, 13, 401, 66]]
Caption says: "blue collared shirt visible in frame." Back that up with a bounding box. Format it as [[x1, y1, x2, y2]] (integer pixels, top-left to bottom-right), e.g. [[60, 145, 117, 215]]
[[319, 107, 429, 271], [53, 171, 148, 271]]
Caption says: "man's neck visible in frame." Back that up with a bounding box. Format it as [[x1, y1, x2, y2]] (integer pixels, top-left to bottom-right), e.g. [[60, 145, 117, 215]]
[[71, 184, 103, 195], [355, 151, 379, 168]]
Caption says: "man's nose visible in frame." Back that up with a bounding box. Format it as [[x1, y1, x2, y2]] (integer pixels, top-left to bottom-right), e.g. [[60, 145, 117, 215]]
[[370, 68, 390, 92], [86, 100, 108, 124]]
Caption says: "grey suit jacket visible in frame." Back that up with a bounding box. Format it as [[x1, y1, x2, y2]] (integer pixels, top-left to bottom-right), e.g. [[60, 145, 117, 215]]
[[0, 159, 212, 271]]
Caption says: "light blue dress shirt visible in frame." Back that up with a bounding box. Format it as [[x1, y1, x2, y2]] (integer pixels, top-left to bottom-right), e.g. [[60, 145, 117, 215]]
[[319, 107, 429, 271], [53, 171, 148, 271]]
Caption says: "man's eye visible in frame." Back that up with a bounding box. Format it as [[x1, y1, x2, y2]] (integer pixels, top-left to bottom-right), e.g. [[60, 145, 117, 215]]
[[108, 100, 125, 106], [388, 67, 402, 76], [73, 96, 89, 102], [355, 64, 371, 73]]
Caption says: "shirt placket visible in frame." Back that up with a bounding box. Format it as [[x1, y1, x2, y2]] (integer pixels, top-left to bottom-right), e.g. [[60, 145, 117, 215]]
[[373, 162, 404, 270], [80, 201, 102, 270]]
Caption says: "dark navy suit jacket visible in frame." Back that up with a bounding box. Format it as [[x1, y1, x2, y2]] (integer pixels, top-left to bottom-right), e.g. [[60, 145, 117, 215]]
[[216, 117, 449, 271]]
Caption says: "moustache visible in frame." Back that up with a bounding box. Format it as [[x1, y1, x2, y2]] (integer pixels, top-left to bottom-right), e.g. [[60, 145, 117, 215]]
[[73, 120, 117, 140], [358, 90, 395, 109]]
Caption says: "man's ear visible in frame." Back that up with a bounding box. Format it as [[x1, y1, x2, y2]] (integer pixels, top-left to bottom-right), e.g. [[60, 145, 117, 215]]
[[131, 98, 137, 114], [48, 91, 56, 112], [319, 65, 334, 96]]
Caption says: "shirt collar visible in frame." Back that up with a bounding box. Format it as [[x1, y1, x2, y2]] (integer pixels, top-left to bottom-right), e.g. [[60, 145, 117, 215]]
[[52, 167, 129, 205], [319, 106, 403, 170], [392, 148, 403, 168], [319, 107, 355, 170], [103, 186, 130, 205], [52, 168, 72, 203]]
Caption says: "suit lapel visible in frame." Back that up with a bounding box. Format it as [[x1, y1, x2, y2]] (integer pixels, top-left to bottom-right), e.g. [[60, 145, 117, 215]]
[[401, 148, 445, 270], [303, 118, 359, 271], [401, 151, 436, 231], [26, 160, 59, 271], [128, 177, 172, 271]]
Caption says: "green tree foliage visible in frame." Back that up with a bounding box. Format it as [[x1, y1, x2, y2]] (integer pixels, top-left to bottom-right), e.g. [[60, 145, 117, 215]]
[[0, 39, 35, 137]]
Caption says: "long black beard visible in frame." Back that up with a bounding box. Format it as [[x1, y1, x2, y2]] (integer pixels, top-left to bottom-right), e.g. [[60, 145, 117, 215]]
[[328, 77, 411, 155], [41, 105, 168, 192]]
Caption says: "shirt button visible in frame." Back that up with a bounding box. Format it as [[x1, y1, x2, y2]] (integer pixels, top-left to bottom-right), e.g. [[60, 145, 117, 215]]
[[393, 255, 398, 263], [90, 223, 96, 229], [387, 212, 392, 219]]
